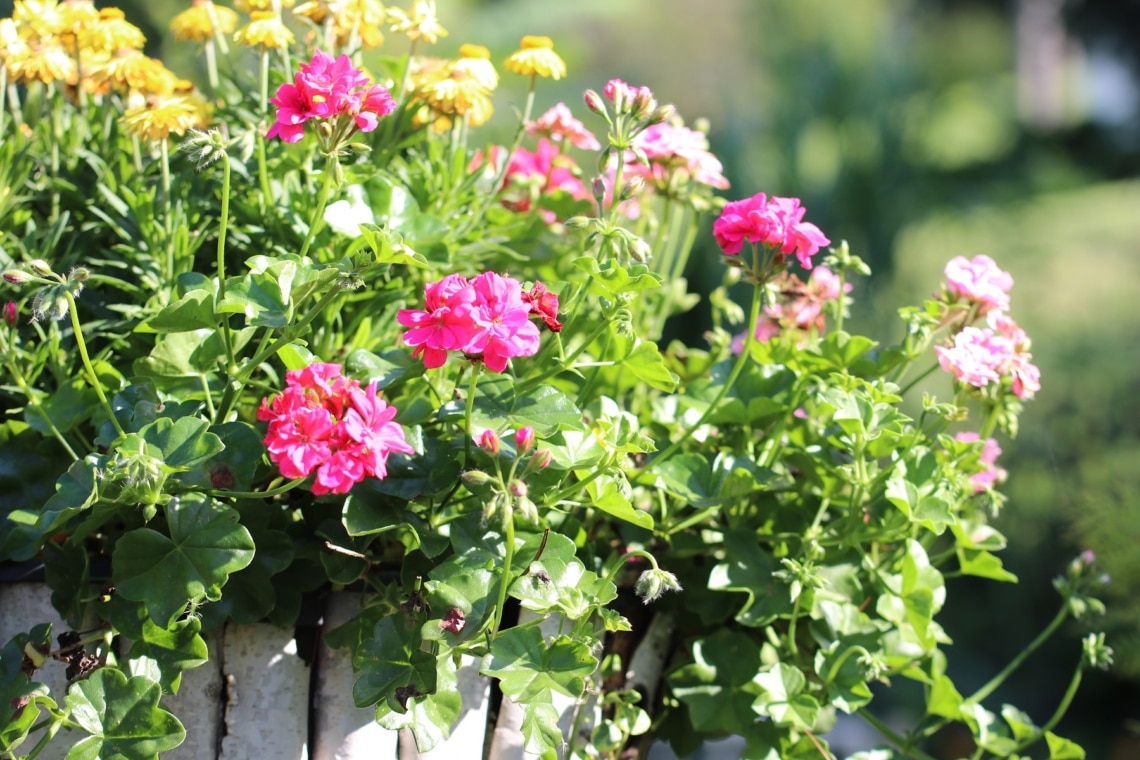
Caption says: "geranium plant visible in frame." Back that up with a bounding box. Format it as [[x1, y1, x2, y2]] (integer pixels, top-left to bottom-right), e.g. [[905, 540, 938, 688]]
[[0, 1, 1112, 759]]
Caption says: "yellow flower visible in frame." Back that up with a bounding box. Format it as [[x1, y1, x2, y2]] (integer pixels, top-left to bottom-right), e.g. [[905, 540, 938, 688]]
[[296, 0, 386, 49], [234, 11, 294, 49], [13, 0, 64, 40], [88, 48, 178, 95], [8, 40, 77, 85], [422, 69, 492, 125], [0, 19, 31, 65], [78, 7, 146, 55], [235, 0, 295, 11], [171, 0, 239, 44], [120, 91, 211, 141], [453, 43, 497, 91], [387, 0, 447, 45], [57, 0, 99, 50], [504, 35, 565, 80]]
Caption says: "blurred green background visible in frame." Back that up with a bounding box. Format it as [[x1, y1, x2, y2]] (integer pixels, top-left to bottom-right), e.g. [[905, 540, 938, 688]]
[[19, 0, 1140, 755]]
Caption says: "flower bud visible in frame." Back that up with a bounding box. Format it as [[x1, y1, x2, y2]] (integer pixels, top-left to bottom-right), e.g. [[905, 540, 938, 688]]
[[631, 87, 657, 119], [629, 237, 652, 264], [477, 429, 501, 456], [69, 267, 90, 284], [591, 176, 607, 206], [565, 215, 591, 230], [647, 104, 675, 126], [515, 426, 534, 454], [3, 301, 16, 327], [529, 448, 553, 470], [515, 494, 538, 523], [509, 479, 528, 498], [27, 259, 53, 277], [3, 270, 29, 283], [634, 568, 682, 604], [583, 89, 605, 115], [603, 78, 627, 111], [461, 470, 494, 486]]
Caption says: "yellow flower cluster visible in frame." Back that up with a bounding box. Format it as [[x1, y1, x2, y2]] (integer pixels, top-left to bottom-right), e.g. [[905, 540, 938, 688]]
[[170, 0, 239, 44], [234, 10, 295, 50], [293, 0, 387, 50], [409, 43, 497, 130], [504, 35, 566, 80]]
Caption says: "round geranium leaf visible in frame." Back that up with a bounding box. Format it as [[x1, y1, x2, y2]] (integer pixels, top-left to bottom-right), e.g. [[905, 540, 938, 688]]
[[64, 668, 185, 759], [112, 494, 255, 627]]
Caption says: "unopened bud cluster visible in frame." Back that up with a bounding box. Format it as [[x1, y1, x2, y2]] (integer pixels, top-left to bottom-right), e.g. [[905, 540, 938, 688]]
[[465, 425, 552, 524]]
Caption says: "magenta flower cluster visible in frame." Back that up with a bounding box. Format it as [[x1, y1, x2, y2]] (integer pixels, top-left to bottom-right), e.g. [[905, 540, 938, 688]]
[[266, 50, 396, 143], [712, 193, 831, 269], [398, 272, 559, 373], [257, 363, 414, 495]]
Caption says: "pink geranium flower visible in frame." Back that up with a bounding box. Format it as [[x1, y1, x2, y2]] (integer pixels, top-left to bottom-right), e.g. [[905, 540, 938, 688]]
[[267, 50, 396, 143], [712, 192, 830, 269], [526, 103, 600, 150], [944, 255, 1014, 314], [257, 362, 412, 495], [400, 273, 553, 373], [627, 122, 729, 190], [955, 432, 1008, 492], [936, 318, 1041, 400]]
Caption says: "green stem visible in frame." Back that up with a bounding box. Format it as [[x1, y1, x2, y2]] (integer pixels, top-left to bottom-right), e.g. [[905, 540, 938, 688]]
[[600, 549, 661, 590], [298, 156, 339, 259], [203, 478, 304, 500], [898, 362, 940, 395], [1, 64, 8, 140], [642, 249, 765, 473], [968, 603, 1069, 704], [489, 497, 516, 641], [160, 138, 174, 278], [834, 266, 847, 334], [214, 152, 237, 395], [979, 400, 1003, 439], [205, 39, 219, 93], [65, 291, 125, 439], [516, 317, 610, 393], [859, 708, 939, 760], [462, 363, 482, 467], [50, 84, 62, 220], [4, 357, 79, 459], [1013, 666, 1083, 754]]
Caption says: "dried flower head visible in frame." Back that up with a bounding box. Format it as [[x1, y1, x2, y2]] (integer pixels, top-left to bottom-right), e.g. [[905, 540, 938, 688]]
[[504, 35, 566, 80]]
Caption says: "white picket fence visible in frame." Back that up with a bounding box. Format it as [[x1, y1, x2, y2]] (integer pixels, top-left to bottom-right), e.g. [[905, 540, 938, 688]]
[[0, 585, 587, 760]]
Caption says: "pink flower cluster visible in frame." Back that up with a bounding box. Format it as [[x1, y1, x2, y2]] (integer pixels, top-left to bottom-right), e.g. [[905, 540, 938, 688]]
[[602, 78, 656, 116], [713, 193, 831, 268], [731, 267, 850, 352], [474, 139, 590, 222], [398, 273, 559, 372], [935, 312, 1041, 399], [257, 363, 414, 495], [944, 255, 1013, 314], [627, 122, 730, 191], [526, 103, 600, 150], [266, 50, 396, 143], [955, 432, 1007, 492]]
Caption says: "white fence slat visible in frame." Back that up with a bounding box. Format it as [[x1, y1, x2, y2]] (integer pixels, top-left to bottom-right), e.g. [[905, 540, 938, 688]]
[[0, 582, 77, 760], [413, 654, 490, 759], [624, 612, 674, 705], [219, 622, 310, 760], [161, 630, 224, 759], [313, 593, 399, 760]]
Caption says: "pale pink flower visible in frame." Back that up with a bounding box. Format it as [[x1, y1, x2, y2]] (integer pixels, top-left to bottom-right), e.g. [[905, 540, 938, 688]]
[[627, 122, 729, 190], [526, 103, 600, 150], [472, 139, 590, 222], [955, 432, 1008, 492], [712, 192, 830, 268], [935, 327, 1007, 388], [257, 363, 411, 495], [944, 255, 1013, 313]]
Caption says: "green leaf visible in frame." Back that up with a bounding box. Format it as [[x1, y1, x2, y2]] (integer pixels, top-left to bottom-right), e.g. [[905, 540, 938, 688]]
[[196, 526, 294, 626], [112, 495, 256, 627], [346, 348, 425, 390], [545, 430, 607, 470], [139, 417, 224, 470], [573, 256, 661, 295], [374, 654, 461, 752], [655, 453, 716, 507], [217, 266, 294, 328], [957, 548, 1018, 583], [621, 340, 678, 392], [138, 288, 217, 333], [668, 628, 762, 733], [422, 548, 497, 644], [25, 376, 95, 436], [482, 625, 597, 702], [1001, 704, 1037, 742], [64, 669, 185, 759], [708, 531, 795, 627], [520, 697, 562, 759], [815, 331, 878, 370], [752, 662, 820, 730], [440, 375, 585, 436], [815, 644, 874, 713], [353, 616, 437, 710], [508, 531, 617, 619], [126, 616, 209, 695], [0, 659, 51, 755], [925, 674, 964, 720], [38, 457, 100, 535], [583, 472, 654, 530], [1045, 731, 1086, 759], [358, 223, 429, 268]]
